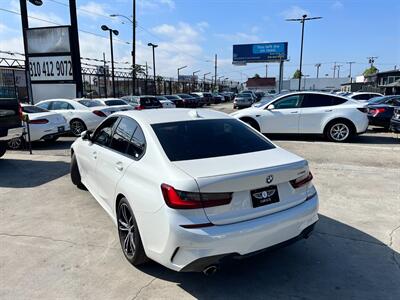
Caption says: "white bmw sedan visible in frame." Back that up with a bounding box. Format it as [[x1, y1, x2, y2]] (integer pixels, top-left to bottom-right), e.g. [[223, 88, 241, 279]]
[[70, 109, 319, 273], [231, 91, 369, 142]]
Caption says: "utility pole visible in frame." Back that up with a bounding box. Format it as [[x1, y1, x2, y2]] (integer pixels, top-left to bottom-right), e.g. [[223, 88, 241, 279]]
[[333, 62, 337, 78], [336, 64, 343, 78], [103, 52, 107, 97], [286, 14, 322, 91], [214, 54, 217, 91], [265, 64, 268, 78], [315, 63, 321, 78], [367, 56, 378, 68], [132, 0, 136, 95], [346, 61, 355, 82], [147, 43, 157, 94]]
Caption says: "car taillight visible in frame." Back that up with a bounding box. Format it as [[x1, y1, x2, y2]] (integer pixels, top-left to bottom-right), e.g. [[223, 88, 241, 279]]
[[29, 118, 49, 124], [18, 103, 23, 121], [370, 108, 386, 117], [290, 171, 313, 189], [357, 107, 368, 113], [134, 105, 145, 110], [92, 110, 107, 117], [161, 184, 232, 209]]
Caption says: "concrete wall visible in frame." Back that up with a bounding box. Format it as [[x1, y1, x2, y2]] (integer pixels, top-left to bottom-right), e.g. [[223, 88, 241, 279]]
[[281, 77, 350, 91]]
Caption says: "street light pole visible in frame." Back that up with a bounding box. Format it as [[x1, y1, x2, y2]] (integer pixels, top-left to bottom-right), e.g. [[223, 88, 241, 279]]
[[101, 25, 119, 97], [148, 43, 158, 94], [192, 70, 200, 92], [203, 72, 211, 91], [346, 61, 355, 83], [286, 14, 322, 91], [177, 65, 187, 93], [315, 63, 321, 78]]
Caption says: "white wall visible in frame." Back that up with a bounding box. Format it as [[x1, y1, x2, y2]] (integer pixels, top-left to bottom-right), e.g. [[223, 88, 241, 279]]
[[32, 83, 76, 104], [281, 77, 350, 91]]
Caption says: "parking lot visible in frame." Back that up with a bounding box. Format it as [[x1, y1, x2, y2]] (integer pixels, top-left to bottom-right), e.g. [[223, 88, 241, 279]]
[[1, 103, 399, 300]]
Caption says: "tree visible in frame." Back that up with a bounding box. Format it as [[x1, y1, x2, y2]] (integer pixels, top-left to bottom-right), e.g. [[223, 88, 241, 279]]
[[253, 73, 261, 79], [363, 66, 379, 76], [293, 69, 302, 79]]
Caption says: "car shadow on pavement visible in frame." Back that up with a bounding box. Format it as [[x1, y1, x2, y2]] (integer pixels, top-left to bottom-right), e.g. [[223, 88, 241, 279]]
[[136, 214, 400, 299], [0, 158, 70, 188]]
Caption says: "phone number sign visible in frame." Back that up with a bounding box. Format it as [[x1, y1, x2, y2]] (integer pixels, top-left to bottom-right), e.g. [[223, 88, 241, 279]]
[[29, 56, 73, 81]]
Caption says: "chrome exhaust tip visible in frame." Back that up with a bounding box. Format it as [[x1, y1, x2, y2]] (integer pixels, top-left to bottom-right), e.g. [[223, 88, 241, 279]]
[[203, 265, 218, 276]]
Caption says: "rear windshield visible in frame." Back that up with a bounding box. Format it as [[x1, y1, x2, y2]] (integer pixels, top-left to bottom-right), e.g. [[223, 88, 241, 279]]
[[78, 100, 104, 107], [141, 98, 160, 106], [152, 119, 275, 161], [104, 99, 127, 106], [22, 105, 48, 113]]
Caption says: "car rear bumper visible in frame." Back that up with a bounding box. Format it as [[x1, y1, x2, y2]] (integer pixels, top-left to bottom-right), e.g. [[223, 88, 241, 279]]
[[0, 127, 24, 141], [368, 116, 390, 127], [161, 194, 319, 272]]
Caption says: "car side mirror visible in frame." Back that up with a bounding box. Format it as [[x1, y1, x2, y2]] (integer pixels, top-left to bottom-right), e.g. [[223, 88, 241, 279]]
[[267, 104, 275, 110], [81, 130, 92, 141]]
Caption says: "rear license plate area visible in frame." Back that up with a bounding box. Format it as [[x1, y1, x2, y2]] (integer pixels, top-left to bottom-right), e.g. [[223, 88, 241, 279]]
[[251, 185, 279, 208]]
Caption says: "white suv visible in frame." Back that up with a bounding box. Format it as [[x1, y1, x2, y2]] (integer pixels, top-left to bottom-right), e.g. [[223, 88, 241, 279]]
[[231, 91, 369, 142]]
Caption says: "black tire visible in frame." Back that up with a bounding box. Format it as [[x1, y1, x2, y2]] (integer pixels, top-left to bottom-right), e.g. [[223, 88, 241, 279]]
[[241, 118, 260, 131], [70, 119, 87, 137], [117, 198, 148, 266], [325, 120, 354, 142], [70, 153, 86, 190], [0, 142, 6, 158]]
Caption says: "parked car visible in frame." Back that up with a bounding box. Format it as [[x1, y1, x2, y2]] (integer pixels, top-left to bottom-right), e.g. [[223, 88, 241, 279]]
[[77, 99, 132, 116], [348, 92, 383, 102], [70, 109, 318, 273], [155, 96, 176, 108], [7, 104, 70, 149], [255, 91, 265, 101], [121, 96, 163, 110], [163, 95, 185, 108], [36, 99, 110, 136], [189, 93, 206, 107], [390, 107, 400, 132], [0, 97, 23, 157], [211, 93, 223, 104], [218, 92, 230, 102], [366, 95, 400, 129], [241, 90, 258, 101], [175, 94, 198, 108], [233, 93, 255, 109], [201, 92, 214, 105], [231, 91, 369, 142], [92, 98, 133, 111]]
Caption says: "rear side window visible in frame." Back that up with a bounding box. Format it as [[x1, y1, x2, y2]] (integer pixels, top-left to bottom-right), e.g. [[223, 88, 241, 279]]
[[104, 99, 127, 106], [110, 118, 138, 153], [152, 119, 275, 161], [140, 97, 160, 107], [52, 101, 74, 110], [301, 94, 343, 107], [92, 117, 119, 147], [127, 124, 146, 159], [36, 102, 50, 110]]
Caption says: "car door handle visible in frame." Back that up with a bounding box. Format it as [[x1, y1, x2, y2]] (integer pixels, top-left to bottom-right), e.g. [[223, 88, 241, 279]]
[[290, 111, 299, 114], [325, 109, 333, 112], [92, 151, 97, 159], [115, 162, 123, 171]]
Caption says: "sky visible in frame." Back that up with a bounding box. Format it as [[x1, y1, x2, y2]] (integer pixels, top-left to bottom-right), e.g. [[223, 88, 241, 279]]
[[0, 0, 399, 82]]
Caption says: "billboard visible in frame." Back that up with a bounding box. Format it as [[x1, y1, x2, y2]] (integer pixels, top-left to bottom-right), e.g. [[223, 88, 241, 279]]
[[233, 42, 288, 63]]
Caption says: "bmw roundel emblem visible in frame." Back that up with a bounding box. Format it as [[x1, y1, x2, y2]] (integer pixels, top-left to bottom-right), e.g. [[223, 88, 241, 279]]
[[266, 175, 274, 184]]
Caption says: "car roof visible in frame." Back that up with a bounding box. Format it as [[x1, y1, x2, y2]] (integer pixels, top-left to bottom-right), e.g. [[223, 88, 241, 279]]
[[351, 92, 382, 95], [114, 108, 231, 125]]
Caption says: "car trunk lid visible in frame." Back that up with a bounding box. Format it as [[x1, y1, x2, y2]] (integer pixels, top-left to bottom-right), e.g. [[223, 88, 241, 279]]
[[173, 148, 310, 225]]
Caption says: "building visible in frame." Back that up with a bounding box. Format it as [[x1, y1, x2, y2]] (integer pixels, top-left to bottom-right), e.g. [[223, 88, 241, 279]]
[[245, 77, 276, 93], [341, 70, 400, 94], [282, 77, 349, 92]]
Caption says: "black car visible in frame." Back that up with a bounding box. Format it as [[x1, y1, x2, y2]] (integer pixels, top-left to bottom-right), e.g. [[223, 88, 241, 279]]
[[0, 97, 23, 158], [367, 95, 400, 129], [175, 94, 198, 108], [189, 93, 205, 107], [211, 93, 223, 104], [121, 95, 162, 110], [390, 107, 400, 132], [163, 95, 185, 107]]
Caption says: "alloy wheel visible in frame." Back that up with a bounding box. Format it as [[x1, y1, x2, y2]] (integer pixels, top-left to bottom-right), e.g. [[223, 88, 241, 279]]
[[70, 120, 85, 136], [7, 137, 23, 150], [118, 203, 136, 259], [330, 123, 350, 142]]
